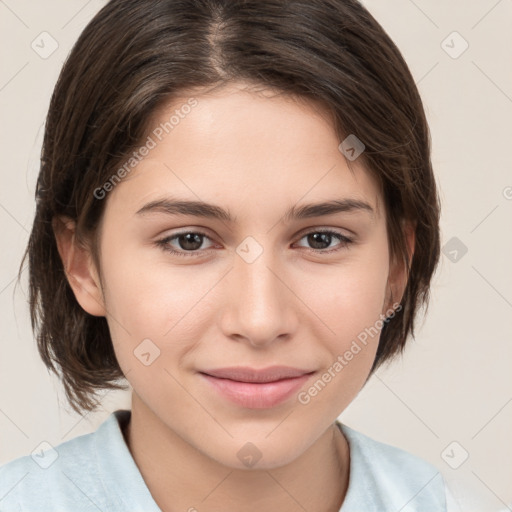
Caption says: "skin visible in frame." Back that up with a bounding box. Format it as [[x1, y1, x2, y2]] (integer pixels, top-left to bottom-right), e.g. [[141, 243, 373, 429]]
[[54, 81, 414, 512]]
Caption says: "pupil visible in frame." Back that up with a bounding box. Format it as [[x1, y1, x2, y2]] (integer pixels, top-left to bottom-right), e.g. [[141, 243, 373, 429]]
[[180, 233, 202, 250], [309, 233, 330, 249]]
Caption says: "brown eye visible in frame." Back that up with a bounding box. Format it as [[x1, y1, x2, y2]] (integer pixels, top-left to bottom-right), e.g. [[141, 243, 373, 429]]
[[156, 231, 214, 257], [295, 230, 353, 253]]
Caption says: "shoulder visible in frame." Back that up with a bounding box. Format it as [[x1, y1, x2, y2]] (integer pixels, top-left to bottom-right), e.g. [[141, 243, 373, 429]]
[[337, 422, 450, 511], [0, 411, 128, 512]]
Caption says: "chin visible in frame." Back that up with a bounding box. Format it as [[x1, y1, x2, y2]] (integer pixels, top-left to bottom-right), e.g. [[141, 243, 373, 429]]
[[202, 434, 306, 472]]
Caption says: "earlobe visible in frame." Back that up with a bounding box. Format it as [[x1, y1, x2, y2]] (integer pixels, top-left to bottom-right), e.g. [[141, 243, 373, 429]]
[[52, 215, 106, 317]]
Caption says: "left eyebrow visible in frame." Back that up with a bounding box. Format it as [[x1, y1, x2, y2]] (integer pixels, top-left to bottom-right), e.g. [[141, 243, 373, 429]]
[[135, 197, 375, 223], [283, 198, 375, 222]]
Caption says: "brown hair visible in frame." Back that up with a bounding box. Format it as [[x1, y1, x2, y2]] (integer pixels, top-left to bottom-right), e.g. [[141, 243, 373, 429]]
[[19, 0, 440, 414]]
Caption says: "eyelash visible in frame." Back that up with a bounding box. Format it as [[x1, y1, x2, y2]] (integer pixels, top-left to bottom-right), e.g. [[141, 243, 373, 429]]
[[155, 229, 354, 258]]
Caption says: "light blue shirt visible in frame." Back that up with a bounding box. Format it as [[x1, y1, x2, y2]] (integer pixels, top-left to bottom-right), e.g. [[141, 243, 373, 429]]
[[0, 409, 457, 511]]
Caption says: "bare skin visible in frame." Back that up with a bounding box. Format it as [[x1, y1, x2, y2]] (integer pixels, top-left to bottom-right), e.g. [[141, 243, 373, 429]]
[[54, 81, 413, 512]]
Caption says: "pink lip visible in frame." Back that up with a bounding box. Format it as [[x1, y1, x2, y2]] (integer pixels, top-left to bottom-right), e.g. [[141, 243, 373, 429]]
[[199, 366, 315, 409]]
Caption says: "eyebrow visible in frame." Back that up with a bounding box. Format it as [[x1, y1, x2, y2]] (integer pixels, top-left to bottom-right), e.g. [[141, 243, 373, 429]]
[[135, 197, 374, 223]]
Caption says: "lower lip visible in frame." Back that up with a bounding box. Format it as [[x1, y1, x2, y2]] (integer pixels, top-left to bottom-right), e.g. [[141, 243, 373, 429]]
[[200, 372, 314, 409]]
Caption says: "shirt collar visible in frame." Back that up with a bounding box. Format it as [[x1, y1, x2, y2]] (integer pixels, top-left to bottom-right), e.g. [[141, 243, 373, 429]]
[[94, 409, 162, 511]]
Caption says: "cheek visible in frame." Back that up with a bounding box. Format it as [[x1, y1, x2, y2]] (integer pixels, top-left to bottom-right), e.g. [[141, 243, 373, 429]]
[[295, 273, 388, 416], [299, 241, 389, 391], [306, 246, 389, 340], [98, 241, 220, 372], [100, 234, 207, 328]]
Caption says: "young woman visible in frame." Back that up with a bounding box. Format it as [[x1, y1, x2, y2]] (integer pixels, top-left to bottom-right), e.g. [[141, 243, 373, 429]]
[[0, 0, 460, 510]]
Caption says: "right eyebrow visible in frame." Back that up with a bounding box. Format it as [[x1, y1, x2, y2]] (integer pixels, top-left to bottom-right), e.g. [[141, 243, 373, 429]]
[[135, 198, 235, 222]]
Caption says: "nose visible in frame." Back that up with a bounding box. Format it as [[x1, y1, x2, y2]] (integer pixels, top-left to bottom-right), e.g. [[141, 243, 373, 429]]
[[219, 246, 298, 348]]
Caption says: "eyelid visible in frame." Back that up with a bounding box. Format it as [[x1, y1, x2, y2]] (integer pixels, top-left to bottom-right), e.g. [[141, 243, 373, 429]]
[[293, 228, 354, 251], [155, 226, 355, 258], [157, 229, 216, 251], [157, 224, 354, 241], [295, 224, 355, 239]]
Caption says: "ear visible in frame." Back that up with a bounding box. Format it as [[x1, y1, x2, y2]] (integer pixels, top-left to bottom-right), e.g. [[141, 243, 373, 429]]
[[383, 219, 415, 313], [52, 215, 106, 317]]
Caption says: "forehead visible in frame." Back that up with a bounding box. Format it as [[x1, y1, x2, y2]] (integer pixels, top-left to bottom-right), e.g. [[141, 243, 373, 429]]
[[105, 82, 382, 220]]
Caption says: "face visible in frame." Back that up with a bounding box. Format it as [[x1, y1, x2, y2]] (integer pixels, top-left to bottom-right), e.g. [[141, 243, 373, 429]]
[[69, 82, 403, 469]]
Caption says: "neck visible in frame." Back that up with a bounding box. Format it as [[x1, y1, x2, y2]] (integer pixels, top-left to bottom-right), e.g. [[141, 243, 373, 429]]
[[123, 395, 350, 512]]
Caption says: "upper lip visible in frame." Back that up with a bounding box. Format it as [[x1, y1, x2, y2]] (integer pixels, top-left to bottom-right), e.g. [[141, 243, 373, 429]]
[[200, 365, 315, 383]]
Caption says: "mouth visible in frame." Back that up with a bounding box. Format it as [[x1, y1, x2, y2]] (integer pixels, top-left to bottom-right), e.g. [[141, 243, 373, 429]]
[[198, 366, 316, 409]]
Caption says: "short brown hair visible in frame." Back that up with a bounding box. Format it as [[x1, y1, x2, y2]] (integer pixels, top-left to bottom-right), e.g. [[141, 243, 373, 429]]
[[19, 0, 440, 415]]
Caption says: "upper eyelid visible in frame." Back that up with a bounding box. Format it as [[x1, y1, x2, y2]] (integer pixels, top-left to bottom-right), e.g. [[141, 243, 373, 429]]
[[159, 227, 353, 248], [295, 226, 354, 239], [160, 223, 355, 237]]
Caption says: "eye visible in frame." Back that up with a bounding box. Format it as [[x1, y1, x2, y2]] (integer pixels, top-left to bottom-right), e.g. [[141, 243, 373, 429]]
[[155, 230, 215, 258], [155, 228, 354, 258], [294, 229, 353, 253]]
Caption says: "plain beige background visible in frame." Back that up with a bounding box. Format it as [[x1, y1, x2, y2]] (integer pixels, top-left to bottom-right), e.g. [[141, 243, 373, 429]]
[[0, 1, 511, 511]]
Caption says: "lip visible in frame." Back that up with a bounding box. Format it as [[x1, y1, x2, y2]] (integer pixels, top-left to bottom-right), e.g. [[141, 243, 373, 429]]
[[199, 366, 316, 409]]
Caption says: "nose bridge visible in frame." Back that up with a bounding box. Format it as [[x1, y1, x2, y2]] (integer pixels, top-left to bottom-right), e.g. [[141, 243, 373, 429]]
[[222, 237, 296, 345]]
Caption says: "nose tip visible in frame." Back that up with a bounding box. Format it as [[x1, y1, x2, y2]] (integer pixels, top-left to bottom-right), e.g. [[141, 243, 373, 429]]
[[220, 252, 297, 347]]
